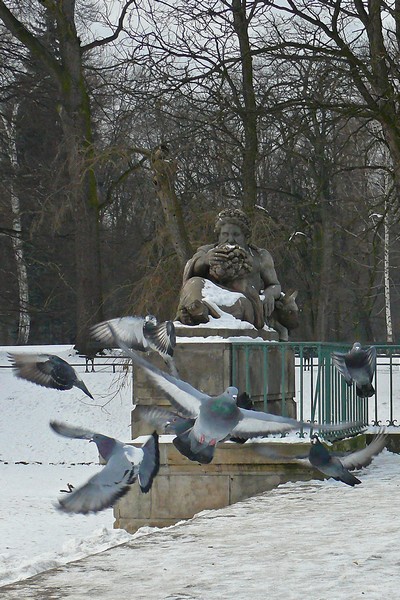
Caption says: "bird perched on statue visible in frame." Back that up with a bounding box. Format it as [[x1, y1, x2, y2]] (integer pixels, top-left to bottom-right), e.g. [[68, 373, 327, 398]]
[[8, 352, 93, 399], [50, 421, 160, 514], [331, 342, 376, 397], [253, 430, 386, 486], [90, 315, 176, 359], [110, 325, 360, 465]]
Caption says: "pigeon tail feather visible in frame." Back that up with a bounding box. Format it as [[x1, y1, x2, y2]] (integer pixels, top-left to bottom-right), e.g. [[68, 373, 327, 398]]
[[335, 471, 362, 486]]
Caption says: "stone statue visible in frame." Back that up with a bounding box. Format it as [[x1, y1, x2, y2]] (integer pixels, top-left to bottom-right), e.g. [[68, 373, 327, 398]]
[[175, 208, 283, 330]]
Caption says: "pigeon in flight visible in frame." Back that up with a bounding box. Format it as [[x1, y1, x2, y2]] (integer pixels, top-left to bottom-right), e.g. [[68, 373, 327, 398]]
[[331, 342, 376, 397], [50, 421, 160, 514], [309, 431, 386, 486], [8, 353, 93, 399], [253, 430, 386, 486], [110, 325, 359, 464], [90, 315, 176, 358]]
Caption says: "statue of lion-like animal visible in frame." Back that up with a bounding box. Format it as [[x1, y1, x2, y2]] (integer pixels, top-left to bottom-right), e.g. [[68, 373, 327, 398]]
[[268, 291, 299, 341]]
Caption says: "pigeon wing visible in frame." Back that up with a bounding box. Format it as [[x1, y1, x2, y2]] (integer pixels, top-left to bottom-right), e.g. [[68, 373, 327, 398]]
[[134, 405, 192, 434], [232, 409, 361, 440], [8, 352, 67, 390], [144, 320, 176, 357], [137, 432, 160, 493], [57, 454, 133, 514], [362, 345, 377, 380], [331, 351, 353, 385], [341, 431, 386, 470], [230, 408, 302, 438], [90, 316, 146, 349], [50, 420, 95, 440], [109, 325, 207, 417]]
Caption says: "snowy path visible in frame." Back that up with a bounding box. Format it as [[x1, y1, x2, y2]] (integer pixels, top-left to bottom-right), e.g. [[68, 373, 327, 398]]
[[2, 450, 400, 600]]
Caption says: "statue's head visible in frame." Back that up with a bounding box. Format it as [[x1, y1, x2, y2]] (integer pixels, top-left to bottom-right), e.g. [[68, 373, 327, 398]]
[[214, 208, 251, 241]]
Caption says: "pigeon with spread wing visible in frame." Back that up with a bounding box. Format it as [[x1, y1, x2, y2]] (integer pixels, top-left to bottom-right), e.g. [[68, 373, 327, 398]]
[[8, 353, 93, 399], [50, 421, 159, 514], [331, 342, 376, 397]]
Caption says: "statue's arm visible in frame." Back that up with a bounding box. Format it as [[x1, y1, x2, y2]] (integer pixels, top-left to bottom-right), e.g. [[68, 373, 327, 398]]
[[182, 244, 214, 283], [259, 249, 282, 317]]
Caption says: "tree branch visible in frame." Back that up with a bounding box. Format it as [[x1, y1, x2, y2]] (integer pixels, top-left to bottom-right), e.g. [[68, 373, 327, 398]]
[[81, 0, 136, 53], [0, 1, 63, 81]]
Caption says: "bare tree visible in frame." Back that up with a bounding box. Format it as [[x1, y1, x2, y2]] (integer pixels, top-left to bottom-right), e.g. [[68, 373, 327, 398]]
[[125, 0, 274, 216], [0, 0, 135, 351], [262, 1, 400, 210]]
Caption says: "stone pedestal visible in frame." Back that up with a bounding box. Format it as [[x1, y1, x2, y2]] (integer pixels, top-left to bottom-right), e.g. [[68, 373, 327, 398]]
[[114, 435, 366, 533], [113, 332, 367, 534], [131, 326, 296, 437]]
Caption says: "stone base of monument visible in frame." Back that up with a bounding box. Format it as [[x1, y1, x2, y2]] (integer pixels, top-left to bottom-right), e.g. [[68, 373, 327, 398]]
[[120, 325, 300, 533], [113, 434, 366, 533], [131, 325, 295, 438]]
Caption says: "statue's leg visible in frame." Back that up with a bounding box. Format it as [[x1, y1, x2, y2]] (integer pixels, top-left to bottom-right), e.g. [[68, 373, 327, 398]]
[[229, 280, 265, 329], [176, 277, 263, 327], [219, 297, 255, 325], [175, 277, 213, 325]]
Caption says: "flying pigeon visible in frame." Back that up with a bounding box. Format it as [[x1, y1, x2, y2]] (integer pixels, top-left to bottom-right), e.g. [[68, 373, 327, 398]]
[[309, 431, 386, 486], [111, 325, 360, 463], [90, 315, 176, 358], [50, 421, 160, 514], [331, 342, 376, 397], [8, 352, 93, 399], [253, 430, 387, 486]]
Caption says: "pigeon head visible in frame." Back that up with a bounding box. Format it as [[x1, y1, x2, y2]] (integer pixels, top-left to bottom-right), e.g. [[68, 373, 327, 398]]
[[144, 315, 158, 326], [351, 342, 362, 352], [91, 434, 117, 461], [225, 386, 238, 401], [209, 395, 238, 419], [310, 434, 320, 445]]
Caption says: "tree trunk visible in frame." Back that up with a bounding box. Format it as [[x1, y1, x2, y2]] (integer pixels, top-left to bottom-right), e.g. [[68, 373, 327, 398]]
[[383, 200, 393, 343], [58, 96, 103, 352], [0, 1, 104, 352], [2, 108, 30, 344], [232, 0, 258, 216], [151, 148, 193, 265]]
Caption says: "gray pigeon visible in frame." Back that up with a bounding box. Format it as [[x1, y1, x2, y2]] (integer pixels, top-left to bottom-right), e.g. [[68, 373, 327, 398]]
[[109, 325, 360, 463], [331, 342, 376, 397], [254, 430, 387, 486], [50, 421, 160, 514], [309, 431, 386, 486], [8, 352, 93, 399], [90, 315, 176, 358]]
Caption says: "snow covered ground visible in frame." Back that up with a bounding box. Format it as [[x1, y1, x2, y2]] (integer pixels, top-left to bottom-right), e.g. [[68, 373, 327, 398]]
[[1, 344, 400, 598], [0, 345, 134, 586]]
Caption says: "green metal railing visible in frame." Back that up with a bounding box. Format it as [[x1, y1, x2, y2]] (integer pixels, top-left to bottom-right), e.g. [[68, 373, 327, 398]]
[[231, 341, 378, 438]]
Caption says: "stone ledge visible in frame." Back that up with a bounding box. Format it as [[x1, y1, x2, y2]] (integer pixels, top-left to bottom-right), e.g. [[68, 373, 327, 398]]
[[114, 435, 366, 533], [174, 323, 279, 340]]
